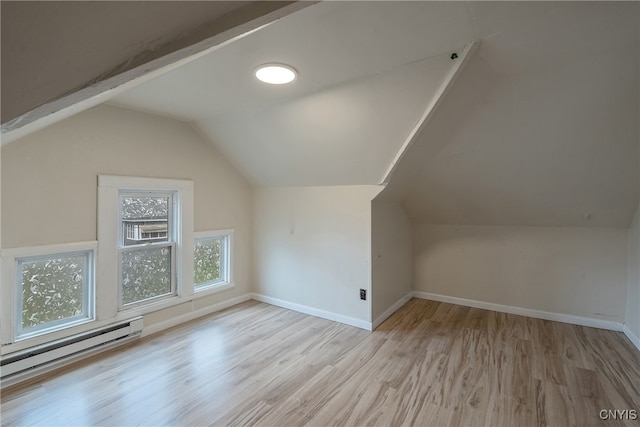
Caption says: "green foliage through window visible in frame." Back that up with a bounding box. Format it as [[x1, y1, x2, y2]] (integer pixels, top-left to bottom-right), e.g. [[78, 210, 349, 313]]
[[19, 254, 88, 332], [194, 237, 225, 288], [119, 192, 175, 307], [121, 247, 172, 305]]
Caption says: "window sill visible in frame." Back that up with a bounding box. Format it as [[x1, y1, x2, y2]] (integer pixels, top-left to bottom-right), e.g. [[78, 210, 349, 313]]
[[193, 282, 234, 298], [116, 294, 186, 321], [15, 317, 95, 343]]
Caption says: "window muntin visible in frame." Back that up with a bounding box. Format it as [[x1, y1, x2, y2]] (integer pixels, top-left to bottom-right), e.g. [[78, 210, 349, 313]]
[[119, 192, 176, 308], [194, 231, 232, 292], [16, 250, 94, 339]]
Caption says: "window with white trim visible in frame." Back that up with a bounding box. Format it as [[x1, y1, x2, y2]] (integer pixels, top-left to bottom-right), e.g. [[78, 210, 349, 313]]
[[97, 175, 194, 319], [194, 230, 233, 292], [2, 243, 95, 343]]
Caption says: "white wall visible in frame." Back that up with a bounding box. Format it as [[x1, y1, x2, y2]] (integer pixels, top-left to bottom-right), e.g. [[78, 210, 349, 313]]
[[371, 199, 412, 324], [1, 104, 254, 331], [254, 186, 381, 325], [627, 204, 640, 340], [628, 5, 640, 345], [630, 8, 640, 345], [414, 224, 628, 323]]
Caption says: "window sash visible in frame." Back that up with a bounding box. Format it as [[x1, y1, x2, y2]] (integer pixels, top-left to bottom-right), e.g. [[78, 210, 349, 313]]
[[194, 235, 228, 290], [118, 242, 176, 309], [119, 192, 174, 248], [117, 190, 177, 310], [193, 230, 233, 293], [15, 250, 94, 339]]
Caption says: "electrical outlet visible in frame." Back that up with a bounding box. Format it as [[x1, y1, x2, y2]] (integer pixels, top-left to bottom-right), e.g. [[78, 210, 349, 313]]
[[360, 289, 367, 300]]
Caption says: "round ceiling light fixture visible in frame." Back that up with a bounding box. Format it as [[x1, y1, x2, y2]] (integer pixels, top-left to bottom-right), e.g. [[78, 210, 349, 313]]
[[255, 63, 297, 85]]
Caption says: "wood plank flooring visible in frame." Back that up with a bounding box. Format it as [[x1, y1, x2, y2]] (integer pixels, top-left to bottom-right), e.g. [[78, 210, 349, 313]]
[[2, 298, 639, 426]]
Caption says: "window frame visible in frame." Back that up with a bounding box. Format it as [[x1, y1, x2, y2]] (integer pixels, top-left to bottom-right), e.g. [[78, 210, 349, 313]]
[[16, 249, 95, 339], [0, 241, 97, 345], [97, 175, 194, 321], [117, 191, 177, 309], [193, 229, 234, 295]]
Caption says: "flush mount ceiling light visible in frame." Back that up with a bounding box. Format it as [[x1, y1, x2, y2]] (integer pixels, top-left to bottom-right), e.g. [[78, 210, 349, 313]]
[[255, 64, 297, 85]]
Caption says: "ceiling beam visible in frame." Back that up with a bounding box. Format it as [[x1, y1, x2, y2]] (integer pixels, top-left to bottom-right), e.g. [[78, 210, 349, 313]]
[[1, 1, 317, 144]]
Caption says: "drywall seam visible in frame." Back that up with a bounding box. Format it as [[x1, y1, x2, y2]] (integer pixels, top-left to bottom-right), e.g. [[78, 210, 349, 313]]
[[141, 293, 251, 337], [372, 292, 413, 330], [623, 325, 640, 352], [413, 291, 624, 332], [252, 293, 372, 331], [380, 40, 478, 185]]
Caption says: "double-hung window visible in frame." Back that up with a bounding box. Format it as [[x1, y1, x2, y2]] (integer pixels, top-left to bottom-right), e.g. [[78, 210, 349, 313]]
[[98, 175, 194, 318], [119, 193, 176, 307]]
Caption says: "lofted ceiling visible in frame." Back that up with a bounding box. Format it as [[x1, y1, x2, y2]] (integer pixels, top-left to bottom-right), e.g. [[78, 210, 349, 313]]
[[4, 1, 640, 228], [1, 1, 251, 123], [110, 1, 473, 186], [378, 1, 639, 228], [0, 0, 313, 136]]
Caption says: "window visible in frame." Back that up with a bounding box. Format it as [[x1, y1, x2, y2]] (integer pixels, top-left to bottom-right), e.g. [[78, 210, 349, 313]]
[[119, 193, 176, 307], [2, 242, 96, 343], [98, 175, 194, 318], [194, 230, 233, 292], [1, 175, 201, 350]]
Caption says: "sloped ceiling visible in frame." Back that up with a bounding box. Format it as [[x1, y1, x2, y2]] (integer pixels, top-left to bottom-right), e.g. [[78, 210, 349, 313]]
[[1, 1, 253, 123], [0, 1, 312, 136], [195, 56, 453, 186], [379, 2, 639, 228], [110, 1, 473, 186], [4, 1, 639, 228]]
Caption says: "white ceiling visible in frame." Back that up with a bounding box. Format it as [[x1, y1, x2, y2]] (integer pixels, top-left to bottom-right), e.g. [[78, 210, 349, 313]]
[[379, 1, 639, 228], [110, 1, 473, 186], [104, 2, 637, 227], [1, 1, 252, 123]]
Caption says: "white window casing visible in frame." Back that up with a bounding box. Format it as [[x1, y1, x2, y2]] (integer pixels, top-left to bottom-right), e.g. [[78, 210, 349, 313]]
[[0, 241, 97, 350], [193, 229, 235, 296], [0, 176, 238, 356], [97, 175, 194, 321]]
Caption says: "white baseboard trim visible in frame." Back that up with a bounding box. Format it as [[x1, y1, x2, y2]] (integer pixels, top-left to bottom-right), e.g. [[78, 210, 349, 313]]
[[142, 293, 252, 337], [372, 292, 413, 330], [413, 291, 625, 332], [623, 325, 640, 352], [251, 293, 372, 331]]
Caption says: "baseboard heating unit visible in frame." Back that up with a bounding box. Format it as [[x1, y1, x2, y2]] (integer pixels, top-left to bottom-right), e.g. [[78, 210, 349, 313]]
[[1, 317, 143, 387]]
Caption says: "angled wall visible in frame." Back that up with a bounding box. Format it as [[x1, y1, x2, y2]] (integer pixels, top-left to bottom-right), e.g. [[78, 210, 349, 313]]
[[382, 4, 639, 330], [371, 199, 412, 326]]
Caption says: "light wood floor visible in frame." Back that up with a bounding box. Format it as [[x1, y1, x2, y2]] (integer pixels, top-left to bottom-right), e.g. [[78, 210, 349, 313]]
[[2, 298, 639, 426]]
